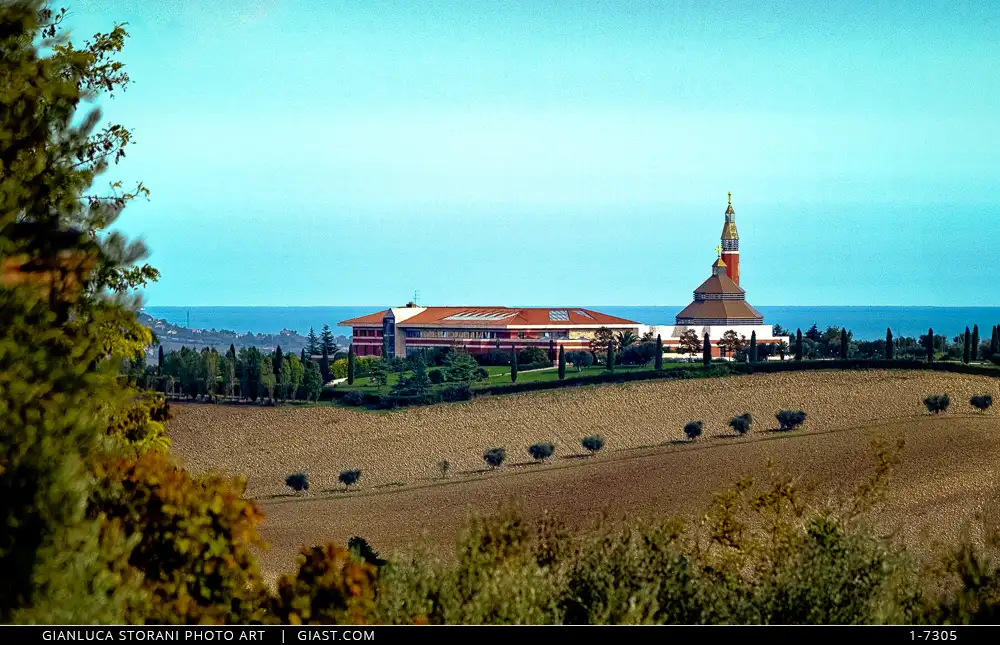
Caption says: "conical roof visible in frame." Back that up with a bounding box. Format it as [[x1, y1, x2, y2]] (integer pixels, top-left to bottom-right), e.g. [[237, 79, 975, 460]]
[[674, 251, 763, 325]]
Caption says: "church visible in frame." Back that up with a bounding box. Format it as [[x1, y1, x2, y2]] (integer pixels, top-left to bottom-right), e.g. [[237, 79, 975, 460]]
[[640, 193, 789, 358]]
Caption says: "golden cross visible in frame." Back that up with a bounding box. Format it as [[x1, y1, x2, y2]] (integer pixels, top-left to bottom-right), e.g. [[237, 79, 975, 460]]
[[716, 244, 723, 257], [727, 191, 732, 205]]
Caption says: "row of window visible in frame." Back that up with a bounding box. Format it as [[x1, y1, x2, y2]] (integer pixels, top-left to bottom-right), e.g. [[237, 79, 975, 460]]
[[355, 329, 382, 338]]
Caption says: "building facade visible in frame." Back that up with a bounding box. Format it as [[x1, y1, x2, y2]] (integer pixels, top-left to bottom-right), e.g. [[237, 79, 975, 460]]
[[340, 306, 642, 358]]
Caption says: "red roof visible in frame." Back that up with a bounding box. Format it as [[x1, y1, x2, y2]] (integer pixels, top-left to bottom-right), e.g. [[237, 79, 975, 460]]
[[340, 306, 639, 328]]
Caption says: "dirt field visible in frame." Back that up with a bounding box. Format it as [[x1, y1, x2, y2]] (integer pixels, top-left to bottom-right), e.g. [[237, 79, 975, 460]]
[[167, 370, 1000, 579]]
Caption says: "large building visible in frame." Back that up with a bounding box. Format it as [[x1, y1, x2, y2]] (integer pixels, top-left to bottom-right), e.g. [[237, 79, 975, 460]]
[[642, 193, 788, 357], [340, 305, 641, 358]]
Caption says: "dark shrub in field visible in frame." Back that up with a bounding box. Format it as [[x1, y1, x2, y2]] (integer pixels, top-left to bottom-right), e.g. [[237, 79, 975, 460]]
[[342, 391, 366, 407], [970, 394, 993, 412], [428, 368, 445, 384], [474, 367, 490, 381], [684, 420, 703, 440], [776, 410, 807, 431], [923, 394, 950, 414], [339, 469, 361, 489], [441, 383, 473, 402], [285, 473, 309, 492], [528, 442, 555, 462], [483, 447, 506, 469], [438, 459, 451, 478], [348, 536, 387, 568], [582, 435, 604, 454], [729, 412, 753, 435]]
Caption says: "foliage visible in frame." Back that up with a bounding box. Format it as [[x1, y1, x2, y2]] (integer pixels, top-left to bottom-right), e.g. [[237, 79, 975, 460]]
[[970, 395, 993, 412], [348, 537, 388, 569], [703, 333, 712, 366], [286, 473, 309, 493], [478, 349, 512, 366], [347, 345, 356, 385], [619, 342, 658, 366], [438, 460, 451, 478], [272, 544, 376, 625], [615, 330, 638, 350], [964, 328, 972, 364], [582, 435, 605, 454], [886, 328, 895, 360], [591, 327, 616, 355], [684, 420, 703, 440], [776, 410, 808, 431], [342, 391, 367, 407], [519, 347, 549, 365], [566, 350, 594, 371], [729, 413, 753, 436], [558, 346, 566, 380], [678, 329, 701, 358], [655, 335, 663, 370], [90, 453, 269, 623], [795, 329, 804, 361], [528, 442, 555, 462], [428, 368, 445, 384], [717, 330, 747, 358], [483, 448, 506, 469], [923, 394, 951, 414], [511, 346, 518, 383], [339, 470, 361, 489], [441, 383, 473, 402], [303, 361, 323, 402], [444, 349, 481, 383], [972, 325, 980, 361], [369, 360, 389, 389], [606, 343, 615, 372]]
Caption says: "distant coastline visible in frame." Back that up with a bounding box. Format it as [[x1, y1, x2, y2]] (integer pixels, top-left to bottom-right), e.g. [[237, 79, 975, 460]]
[[141, 306, 1000, 344]]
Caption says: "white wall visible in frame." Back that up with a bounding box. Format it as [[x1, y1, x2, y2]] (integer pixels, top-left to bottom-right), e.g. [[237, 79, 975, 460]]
[[639, 323, 790, 343]]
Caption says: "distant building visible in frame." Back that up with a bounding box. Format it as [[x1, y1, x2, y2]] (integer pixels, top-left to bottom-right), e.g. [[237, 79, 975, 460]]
[[641, 193, 788, 357], [340, 305, 641, 358]]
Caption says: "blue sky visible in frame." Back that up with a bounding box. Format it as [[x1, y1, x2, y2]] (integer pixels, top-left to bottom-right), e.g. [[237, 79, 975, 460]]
[[65, 0, 1000, 306]]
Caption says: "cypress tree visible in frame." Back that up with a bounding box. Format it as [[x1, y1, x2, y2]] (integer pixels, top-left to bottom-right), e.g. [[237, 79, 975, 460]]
[[320, 344, 331, 383], [300, 348, 306, 363], [228, 343, 237, 364], [886, 328, 894, 360], [750, 331, 758, 363], [557, 346, 566, 380], [157, 344, 164, 375], [927, 327, 935, 363], [607, 342, 615, 372], [794, 329, 803, 361], [839, 328, 849, 359], [703, 333, 711, 367], [511, 345, 518, 383], [655, 334, 663, 370], [972, 324, 980, 361], [382, 334, 390, 359], [347, 345, 356, 385], [963, 327, 971, 364], [992, 325, 999, 356], [273, 345, 283, 378]]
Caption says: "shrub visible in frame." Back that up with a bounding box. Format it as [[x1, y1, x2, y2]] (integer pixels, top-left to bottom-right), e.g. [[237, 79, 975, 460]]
[[684, 420, 703, 440], [519, 347, 549, 365], [582, 435, 604, 454], [348, 536, 388, 568], [438, 459, 451, 478], [428, 368, 445, 384], [923, 394, 951, 414], [273, 543, 376, 624], [478, 349, 512, 366], [566, 351, 594, 371], [474, 367, 490, 381], [990, 354, 1000, 366], [342, 391, 366, 407], [729, 412, 753, 436], [339, 469, 361, 489], [331, 358, 348, 379], [285, 473, 309, 492], [528, 442, 555, 462], [483, 447, 506, 469], [970, 394, 992, 412], [441, 383, 473, 402], [776, 410, 807, 431]]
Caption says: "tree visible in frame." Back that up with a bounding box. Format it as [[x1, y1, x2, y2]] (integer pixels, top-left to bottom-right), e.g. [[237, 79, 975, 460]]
[[606, 341, 615, 372], [616, 330, 637, 350], [684, 421, 703, 441], [750, 331, 758, 363], [303, 361, 323, 402], [528, 443, 555, 462], [510, 345, 518, 383], [220, 355, 236, 399], [320, 324, 337, 356], [992, 325, 1000, 356], [566, 351, 593, 371], [640, 329, 655, 343], [805, 324, 821, 342], [201, 348, 219, 399], [972, 324, 980, 361], [703, 333, 712, 366], [717, 330, 746, 359], [300, 348, 306, 363], [678, 329, 701, 359], [795, 329, 804, 361], [926, 327, 935, 363], [776, 340, 789, 361], [281, 355, 303, 402], [582, 435, 604, 455], [963, 327, 971, 364], [591, 327, 616, 355], [444, 348, 479, 383], [886, 328, 894, 360], [347, 345, 356, 385], [655, 335, 663, 370], [369, 360, 389, 390], [238, 347, 263, 401], [839, 328, 849, 359], [157, 344, 164, 375], [306, 327, 320, 356], [273, 345, 284, 398], [320, 344, 331, 383], [259, 355, 276, 403], [558, 346, 566, 380]]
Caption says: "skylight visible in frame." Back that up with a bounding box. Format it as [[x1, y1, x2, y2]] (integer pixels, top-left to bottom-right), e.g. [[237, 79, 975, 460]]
[[572, 310, 593, 319], [444, 311, 515, 321], [549, 310, 569, 321]]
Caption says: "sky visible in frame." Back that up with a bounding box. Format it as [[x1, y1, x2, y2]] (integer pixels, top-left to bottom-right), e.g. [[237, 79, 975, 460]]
[[63, 0, 1000, 307]]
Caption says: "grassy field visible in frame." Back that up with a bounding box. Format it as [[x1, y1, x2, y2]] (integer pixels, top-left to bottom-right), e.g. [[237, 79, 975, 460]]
[[166, 369, 1000, 580]]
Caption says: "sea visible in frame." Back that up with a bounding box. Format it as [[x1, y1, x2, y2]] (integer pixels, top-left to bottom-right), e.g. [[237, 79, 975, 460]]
[[140, 306, 1000, 342]]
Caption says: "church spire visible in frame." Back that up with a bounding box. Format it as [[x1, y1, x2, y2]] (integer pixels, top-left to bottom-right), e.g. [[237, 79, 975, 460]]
[[720, 191, 740, 285]]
